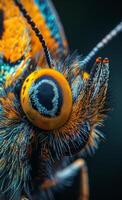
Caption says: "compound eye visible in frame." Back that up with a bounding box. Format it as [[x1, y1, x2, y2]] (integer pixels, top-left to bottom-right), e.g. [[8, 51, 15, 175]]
[[21, 69, 72, 130]]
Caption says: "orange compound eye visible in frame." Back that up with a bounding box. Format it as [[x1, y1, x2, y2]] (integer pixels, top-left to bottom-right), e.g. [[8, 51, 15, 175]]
[[21, 69, 72, 130]]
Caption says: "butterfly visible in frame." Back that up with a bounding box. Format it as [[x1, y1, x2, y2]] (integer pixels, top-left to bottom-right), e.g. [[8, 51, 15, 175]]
[[0, 0, 121, 199]]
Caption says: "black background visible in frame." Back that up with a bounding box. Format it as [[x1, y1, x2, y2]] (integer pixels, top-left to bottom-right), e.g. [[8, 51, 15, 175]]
[[53, 0, 122, 199]]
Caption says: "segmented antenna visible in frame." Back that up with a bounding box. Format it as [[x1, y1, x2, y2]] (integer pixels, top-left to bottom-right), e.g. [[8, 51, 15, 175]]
[[14, 0, 52, 68], [81, 21, 122, 67]]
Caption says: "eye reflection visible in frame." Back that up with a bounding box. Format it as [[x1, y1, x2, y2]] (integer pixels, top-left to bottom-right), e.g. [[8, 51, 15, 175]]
[[29, 75, 63, 118]]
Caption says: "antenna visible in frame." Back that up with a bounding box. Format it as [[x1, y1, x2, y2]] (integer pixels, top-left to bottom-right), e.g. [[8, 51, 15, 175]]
[[14, 0, 53, 68], [80, 21, 122, 67]]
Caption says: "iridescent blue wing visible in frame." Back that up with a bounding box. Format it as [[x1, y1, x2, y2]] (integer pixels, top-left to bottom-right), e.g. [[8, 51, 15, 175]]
[[34, 0, 68, 58]]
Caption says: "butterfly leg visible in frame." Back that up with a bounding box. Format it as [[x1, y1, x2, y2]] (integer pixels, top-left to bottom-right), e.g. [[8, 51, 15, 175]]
[[41, 158, 89, 200], [21, 159, 89, 200]]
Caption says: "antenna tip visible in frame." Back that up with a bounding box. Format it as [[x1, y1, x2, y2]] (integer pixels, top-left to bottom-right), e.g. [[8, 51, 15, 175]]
[[96, 57, 102, 63], [103, 58, 109, 63]]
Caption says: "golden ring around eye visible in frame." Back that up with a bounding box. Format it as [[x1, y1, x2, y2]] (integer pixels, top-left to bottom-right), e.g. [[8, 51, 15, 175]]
[[21, 69, 72, 130]]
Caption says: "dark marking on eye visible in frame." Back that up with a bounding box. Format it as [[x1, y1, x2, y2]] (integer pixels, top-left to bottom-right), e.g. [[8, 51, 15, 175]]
[[26, 78, 29, 83], [23, 97, 25, 103], [22, 85, 27, 95], [0, 9, 4, 39]]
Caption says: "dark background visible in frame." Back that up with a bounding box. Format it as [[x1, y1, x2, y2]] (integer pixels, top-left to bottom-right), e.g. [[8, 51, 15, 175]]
[[53, 0, 122, 199]]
